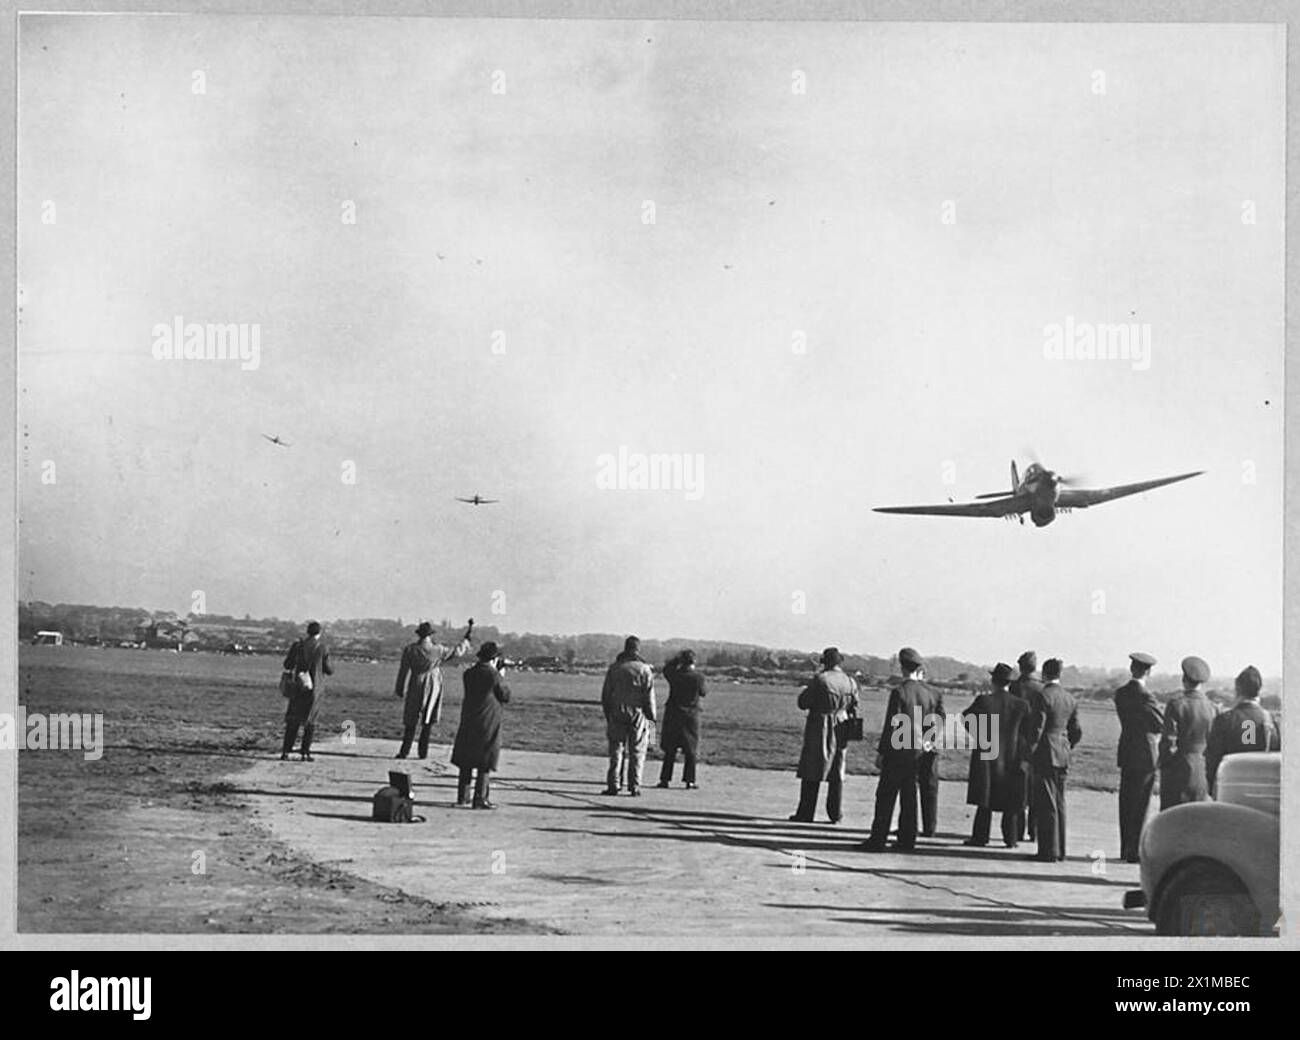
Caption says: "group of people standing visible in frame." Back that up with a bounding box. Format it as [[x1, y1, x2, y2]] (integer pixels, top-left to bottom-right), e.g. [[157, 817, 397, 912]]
[[277, 625, 708, 808], [277, 621, 1277, 860], [279, 617, 512, 810], [598, 637, 708, 796], [791, 645, 1279, 864]]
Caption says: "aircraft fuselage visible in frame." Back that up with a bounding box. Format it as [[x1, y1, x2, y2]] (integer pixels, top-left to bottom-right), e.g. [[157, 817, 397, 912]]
[[1021, 465, 1060, 526]]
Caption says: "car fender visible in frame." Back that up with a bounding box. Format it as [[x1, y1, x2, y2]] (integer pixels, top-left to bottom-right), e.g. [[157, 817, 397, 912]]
[[1141, 802, 1279, 926]]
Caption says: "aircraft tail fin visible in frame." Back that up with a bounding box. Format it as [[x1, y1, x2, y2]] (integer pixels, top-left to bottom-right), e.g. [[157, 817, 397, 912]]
[[973, 461, 1021, 500]]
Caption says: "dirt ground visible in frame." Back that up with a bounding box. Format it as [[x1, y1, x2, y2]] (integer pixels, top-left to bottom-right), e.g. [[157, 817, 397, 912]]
[[17, 728, 543, 934]]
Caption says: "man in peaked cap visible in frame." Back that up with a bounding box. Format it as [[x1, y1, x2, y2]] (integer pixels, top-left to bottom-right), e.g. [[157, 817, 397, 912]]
[[1158, 656, 1219, 809], [1113, 652, 1164, 862], [1206, 665, 1279, 798], [1008, 651, 1043, 842], [862, 647, 942, 852]]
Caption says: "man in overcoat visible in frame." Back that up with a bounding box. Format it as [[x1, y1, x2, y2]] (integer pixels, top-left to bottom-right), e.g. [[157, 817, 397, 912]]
[[281, 620, 334, 761], [657, 649, 708, 789], [394, 618, 473, 759], [1008, 650, 1043, 842], [451, 641, 512, 809], [962, 662, 1030, 848], [789, 647, 859, 823]]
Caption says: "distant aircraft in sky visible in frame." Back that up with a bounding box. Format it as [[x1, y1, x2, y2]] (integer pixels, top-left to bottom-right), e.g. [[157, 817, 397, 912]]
[[874, 460, 1204, 528], [261, 434, 291, 448], [456, 494, 499, 505]]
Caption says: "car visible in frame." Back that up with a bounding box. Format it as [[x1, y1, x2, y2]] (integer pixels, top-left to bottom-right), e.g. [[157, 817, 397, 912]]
[[1123, 751, 1279, 936]]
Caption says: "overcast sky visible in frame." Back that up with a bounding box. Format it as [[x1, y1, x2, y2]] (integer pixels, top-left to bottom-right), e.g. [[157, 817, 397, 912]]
[[18, 17, 1284, 675]]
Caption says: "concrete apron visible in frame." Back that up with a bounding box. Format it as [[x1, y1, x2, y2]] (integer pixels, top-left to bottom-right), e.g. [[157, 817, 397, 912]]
[[229, 736, 1147, 937]]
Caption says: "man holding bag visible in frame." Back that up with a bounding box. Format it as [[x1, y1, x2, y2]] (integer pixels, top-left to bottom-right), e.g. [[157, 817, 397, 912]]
[[280, 621, 334, 762]]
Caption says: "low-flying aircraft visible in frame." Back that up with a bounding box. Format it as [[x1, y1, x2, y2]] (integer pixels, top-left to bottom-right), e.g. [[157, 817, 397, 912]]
[[261, 434, 291, 448], [456, 494, 499, 506], [874, 461, 1203, 527]]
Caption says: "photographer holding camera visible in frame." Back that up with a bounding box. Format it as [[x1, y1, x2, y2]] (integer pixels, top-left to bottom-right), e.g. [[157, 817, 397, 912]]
[[451, 641, 512, 810]]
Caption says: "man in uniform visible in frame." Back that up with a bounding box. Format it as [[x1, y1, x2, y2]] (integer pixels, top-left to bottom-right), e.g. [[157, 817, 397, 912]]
[[1206, 665, 1278, 797], [1023, 658, 1082, 862], [1158, 656, 1219, 809], [790, 647, 860, 823], [1008, 651, 1043, 841], [861, 647, 941, 852], [918, 682, 945, 838], [1113, 651, 1163, 863]]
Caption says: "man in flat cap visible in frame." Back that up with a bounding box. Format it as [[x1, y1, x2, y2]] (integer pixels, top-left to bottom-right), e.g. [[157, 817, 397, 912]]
[[1008, 651, 1043, 842], [790, 647, 860, 823], [1158, 656, 1219, 809], [961, 663, 1031, 848], [1022, 658, 1082, 861], [601, 636, 657, 796], [862, 647, 942, 852], [1113, 652, 1164, 862], [1206, 665, 1279, 797], [394, 618, 474, 759]]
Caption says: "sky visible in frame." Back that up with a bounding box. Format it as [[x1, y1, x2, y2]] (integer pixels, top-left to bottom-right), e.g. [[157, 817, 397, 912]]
[[17, 17, 1285, 675]]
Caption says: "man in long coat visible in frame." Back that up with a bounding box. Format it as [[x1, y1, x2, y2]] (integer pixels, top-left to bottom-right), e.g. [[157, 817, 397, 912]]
[[790, 647, 859, 824], [1008, 650, 1043, 842], [1023, 658, 1082, 862], [962, 663, 1030, 848], [451, 641, 512, 809], [1206, 665, 1280, 797], [657, 649, 708, 789], [601, 636, 657, 796], [1159, 656, 1219, 809], [394, 618, 473, 759], [862, 647, 942, 852], [1113, 651, 1163, 862], [281, 620, 334, 761]]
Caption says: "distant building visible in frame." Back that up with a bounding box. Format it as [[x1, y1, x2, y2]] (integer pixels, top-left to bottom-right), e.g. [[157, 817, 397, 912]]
[[135, 619, 191, 649], [32, 630, 63, 646]]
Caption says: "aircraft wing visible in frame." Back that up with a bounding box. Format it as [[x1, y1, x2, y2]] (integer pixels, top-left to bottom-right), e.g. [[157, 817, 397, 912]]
[[873, 495, 1025, 518], [1056, 471, 1203, 510], [455, 497, 475, 503]]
